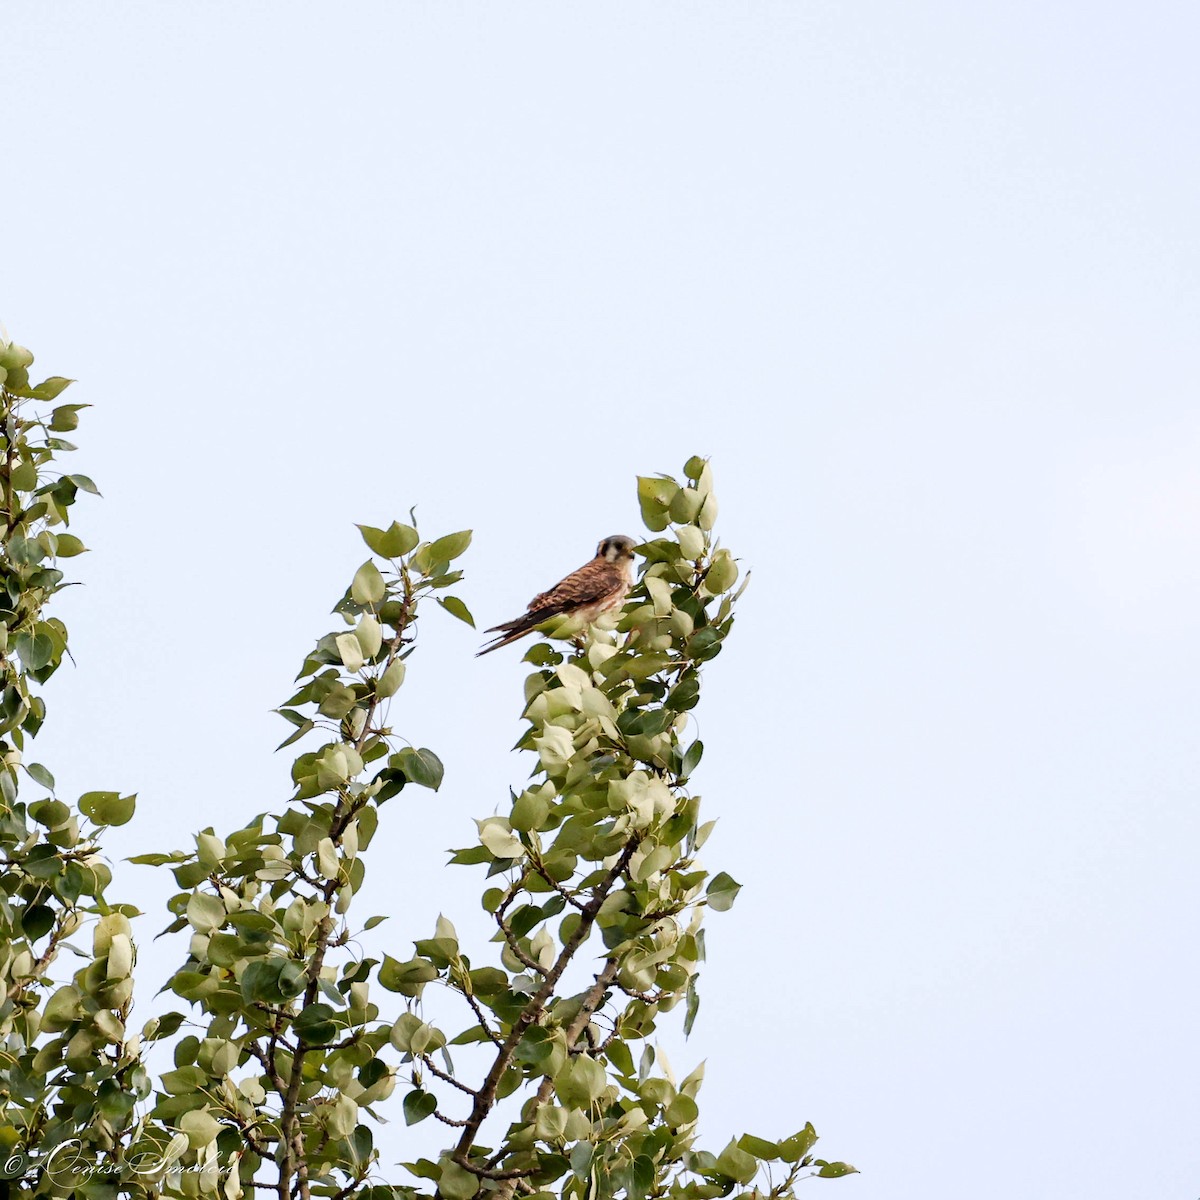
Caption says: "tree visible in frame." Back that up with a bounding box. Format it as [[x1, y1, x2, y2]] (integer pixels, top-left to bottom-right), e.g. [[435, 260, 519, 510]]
[[0, 333, 855, 1198]]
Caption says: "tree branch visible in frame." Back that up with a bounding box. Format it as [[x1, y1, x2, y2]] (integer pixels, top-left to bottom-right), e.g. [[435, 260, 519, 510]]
[[453, 835, 640, 1159], [278, 570, 417, 1200], [488, 955, 623, 1200], [494, 913, 550, 977], [418, 1053, 478, 1096], [458, 985, 505, 1049]]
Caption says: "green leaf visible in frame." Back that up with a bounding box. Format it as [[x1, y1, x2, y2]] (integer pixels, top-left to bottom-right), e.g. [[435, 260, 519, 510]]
[[475, 818, 522, 858], [403, 1089, 437, 1126], [677, 524, 705, 559], [20, 903, 55, 941], [23, 853, 63, 880], [687, 626, 722, 660], [555, 1055, 606, 1108], [355, 614, 383, 658], [389, 1012, 425, 1051], [424, 530, 472, 564], [706, 551, 739, 593], [437, 596, 475, 627], [276, 718, 314, 750], [317, 683, 357, 719], [706, 871, 741, 912], [523, 642, 563, 666], [26, 762, 55, 790], [15, 631, 55, 671], [681, 739, 704, 776], [79, 791, 136, 827], [467, 966, 509, 995], [510, 788, 550, 832], [187, 891, 226, 933], [239, 962, 279, 1003], [49, 404, 88, 432], [29, 376, 74, 401], [68, 473, 101, 495], [378, 954, 439, 996], [180, 1107, 221, 1149], [150, 1012, 188, 1041], [778, 1124, 819, 1162], [402, 1160, 443, 1183], [240, 958, 302, 1004], [375, 659, 406, 698], [393, 747, 443, 790], [637, 475, 678, 532], [534, 1105, 568, 1140], [11, 461, 38, 491], [127, 851, 182, 866], [669, 487, 703, 524], [336, 632, 365, 672], [54, 534, 86, 557], [357, 521, 419, 558], [351, 560, 386, 605], [665, 1093, 699, 1126], [630, 1155, 655, 1197], [570, 1142, 592, 1181], [738, 1134, 780, 1160], [608, 1039, 635, 1078], [816, 1162, 859, 1178], [0, 342, 33, 370], [683, 975, 700, 1036], [29, 798, 69, 830], [449, 1025, 491, 1047], [159, 1065, 205, 1094], [95, 1082, 136, 1124], [437, 1160, 479, 1200], [294, 1002, 337, 1045], [714, 1140, 758, 1184], [41, 985, 84, 1032]]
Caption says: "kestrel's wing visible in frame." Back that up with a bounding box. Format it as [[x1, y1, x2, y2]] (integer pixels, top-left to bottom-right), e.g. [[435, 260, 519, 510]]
[[525, 557, 626, 616], [476, 558, 628, 656]]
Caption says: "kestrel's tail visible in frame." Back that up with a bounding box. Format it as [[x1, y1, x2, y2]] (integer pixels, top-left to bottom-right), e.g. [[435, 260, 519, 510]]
[[475, 607, 560, 656]]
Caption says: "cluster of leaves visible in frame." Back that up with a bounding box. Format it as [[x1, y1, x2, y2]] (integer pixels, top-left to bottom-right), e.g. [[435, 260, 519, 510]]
[[124, 523, 475, 1198], [131, 459, 854, 1199], [378, 459, 854, 1200], [0, 335, 854, 1199], [0, 335, 146, 1195]]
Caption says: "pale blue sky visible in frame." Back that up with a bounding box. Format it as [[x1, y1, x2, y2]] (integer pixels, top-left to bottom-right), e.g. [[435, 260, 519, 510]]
[[6, 3, 1200, 1197]]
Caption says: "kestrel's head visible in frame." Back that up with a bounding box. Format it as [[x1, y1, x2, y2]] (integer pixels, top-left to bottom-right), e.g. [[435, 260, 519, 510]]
[[596, 534, 637, 563]]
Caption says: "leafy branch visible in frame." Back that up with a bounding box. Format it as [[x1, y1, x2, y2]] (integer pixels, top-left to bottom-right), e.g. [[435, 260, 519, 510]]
[[0, 331, 854, 1199]]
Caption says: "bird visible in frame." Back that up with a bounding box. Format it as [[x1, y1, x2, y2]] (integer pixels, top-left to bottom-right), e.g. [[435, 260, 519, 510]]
[[477, 534, 638, 657]]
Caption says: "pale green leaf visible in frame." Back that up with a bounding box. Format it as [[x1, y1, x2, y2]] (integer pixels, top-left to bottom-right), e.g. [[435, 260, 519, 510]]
[[437, 596, 475, 627], [351, 560, 386, 605]]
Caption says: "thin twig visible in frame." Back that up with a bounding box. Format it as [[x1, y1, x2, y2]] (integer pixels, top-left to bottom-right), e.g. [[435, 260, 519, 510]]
[[494, 914, 549, 977], [418, 1054, 478, 1097]]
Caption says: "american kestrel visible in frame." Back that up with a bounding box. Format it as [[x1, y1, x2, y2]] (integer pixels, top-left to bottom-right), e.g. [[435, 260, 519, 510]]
[[477, 534, 638, 657]]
